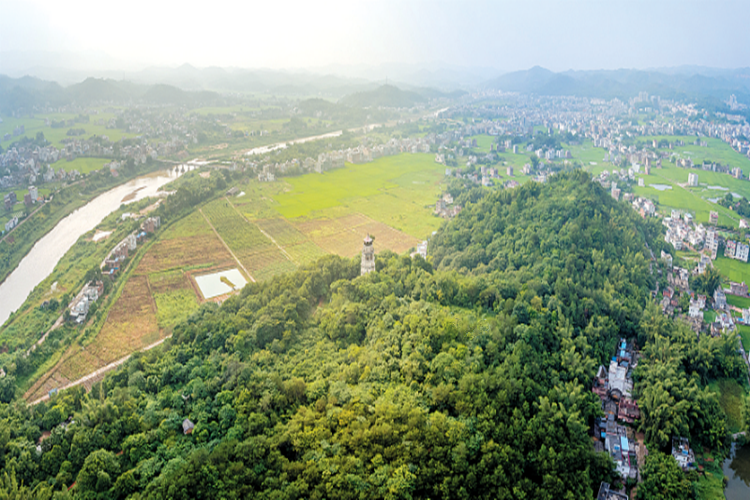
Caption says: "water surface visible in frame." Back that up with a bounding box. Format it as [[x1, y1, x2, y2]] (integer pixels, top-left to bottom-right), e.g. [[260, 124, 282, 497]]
[[0, 166, 189, 326], [723, 442, 750, 500]]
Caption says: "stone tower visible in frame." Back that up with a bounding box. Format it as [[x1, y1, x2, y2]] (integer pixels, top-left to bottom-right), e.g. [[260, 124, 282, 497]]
[[361, 235, 375, 275]]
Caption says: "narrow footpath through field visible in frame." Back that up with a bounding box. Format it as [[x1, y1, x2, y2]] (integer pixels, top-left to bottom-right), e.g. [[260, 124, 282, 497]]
[[199, 207, 256, 283]]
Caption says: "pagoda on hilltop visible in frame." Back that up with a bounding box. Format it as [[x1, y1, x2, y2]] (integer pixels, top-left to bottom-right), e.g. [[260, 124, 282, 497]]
[[361, 235, 375, 275]]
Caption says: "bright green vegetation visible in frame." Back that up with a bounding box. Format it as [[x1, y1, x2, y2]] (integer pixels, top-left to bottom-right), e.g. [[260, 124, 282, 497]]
[[704, 310, 717, 324], [638, 452, 693, 500], [0, 114, 138, 148], [727, 294, 750, 309], [633, 177, 738, 227], [53, 157, 109, 174], [694, 455, 726, 500], [154, 289, 200, 329], [578, 134, 750, 227], [0, 171, 743, 498], [468, 134, 495, 152], [738, 325, 750, 351], [202, 199, 272, 252], [640, 135, 750, 177], [709, 378, 745, 434], [271, 153, 444, 238], [568, 140, 607, 168], [714, 256, 750, 285]]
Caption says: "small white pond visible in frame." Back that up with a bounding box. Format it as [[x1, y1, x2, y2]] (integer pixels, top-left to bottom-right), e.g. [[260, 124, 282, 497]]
[[195, 269, 248, 299], [707, 185, 729, 191], [651, 184, 673, 191]]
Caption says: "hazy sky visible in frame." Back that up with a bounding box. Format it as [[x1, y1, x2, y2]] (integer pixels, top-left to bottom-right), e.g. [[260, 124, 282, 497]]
[[1, 0, 749, 72]]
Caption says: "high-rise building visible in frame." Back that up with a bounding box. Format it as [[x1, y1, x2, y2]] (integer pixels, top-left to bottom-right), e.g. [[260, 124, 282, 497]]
[[361, 235, 375, 275]]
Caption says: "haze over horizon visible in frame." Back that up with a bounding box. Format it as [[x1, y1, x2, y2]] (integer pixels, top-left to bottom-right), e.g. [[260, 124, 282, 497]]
[[2, 0, 750, 81]]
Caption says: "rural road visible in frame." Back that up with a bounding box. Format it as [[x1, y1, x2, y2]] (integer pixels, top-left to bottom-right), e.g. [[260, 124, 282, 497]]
[[28, 335, 172, 406], [26, 314, 65, 356]]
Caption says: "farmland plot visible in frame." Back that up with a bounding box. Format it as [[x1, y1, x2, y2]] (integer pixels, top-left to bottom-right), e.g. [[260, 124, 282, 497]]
[[86, 275, 161, 363], [137, 234, 233, 274], [203, 200, 273, 252], [237, 247, 297, 282], [255, 217, 308, 246]]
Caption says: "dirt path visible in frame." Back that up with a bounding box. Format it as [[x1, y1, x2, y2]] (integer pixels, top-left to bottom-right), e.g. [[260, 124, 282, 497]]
[[26, 314, 65, 356], [225, 197, 296, 264], [27, 335, 172, 406], [199, 208, 256, 283]]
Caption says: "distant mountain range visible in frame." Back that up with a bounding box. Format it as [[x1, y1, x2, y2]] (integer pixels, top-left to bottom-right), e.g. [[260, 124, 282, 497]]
[[484, 66, 750, 112], [2, 62, 750, 116], [0, 70, 465, 115], [0, 75, 231, 114], [338, 84, 466, 108]]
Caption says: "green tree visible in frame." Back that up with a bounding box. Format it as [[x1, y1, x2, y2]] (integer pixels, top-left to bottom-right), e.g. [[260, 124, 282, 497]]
[[638, 452, 692, 500], [0, 375, 16, 403], [76, 449, 120, 498]]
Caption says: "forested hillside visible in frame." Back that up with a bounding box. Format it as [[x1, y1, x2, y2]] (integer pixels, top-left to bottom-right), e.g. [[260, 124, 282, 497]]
[[0, 171, 743, 499]]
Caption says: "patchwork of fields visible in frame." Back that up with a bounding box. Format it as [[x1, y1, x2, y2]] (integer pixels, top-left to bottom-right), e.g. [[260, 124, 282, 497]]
[[27, 153, 448, 396]]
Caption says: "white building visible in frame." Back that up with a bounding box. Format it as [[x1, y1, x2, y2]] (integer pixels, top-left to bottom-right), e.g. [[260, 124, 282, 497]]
[[737, 242, 750, 263], [688, 172, 698, 187]]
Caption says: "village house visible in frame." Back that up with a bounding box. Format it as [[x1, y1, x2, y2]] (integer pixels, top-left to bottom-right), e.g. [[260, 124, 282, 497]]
[[182, 419, 195, 435], [714, 288, 728, 310], [728, 281, 749, 296], [672, 437, 695, 470]]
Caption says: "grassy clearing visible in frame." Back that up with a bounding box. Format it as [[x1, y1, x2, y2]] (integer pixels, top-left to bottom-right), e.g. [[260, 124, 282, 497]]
[[468, 134, 495, 152], [727, 295, 750, 309], [154, 289, 199, 329], [640, 135, 750, 177], [0, 114, 138, 148], [738, 325, 750, 351], [704, 310, 717, 324], [53, 157, 109, 174], [694, 453, 726, 500], [714, 257, 750, 285], [708, 378, 745, 434], [633, 182, 738, 226], [271, 153, 444, 237]]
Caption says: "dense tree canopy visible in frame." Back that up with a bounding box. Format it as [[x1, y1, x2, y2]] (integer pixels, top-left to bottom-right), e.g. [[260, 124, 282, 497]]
[[0, 171, 742, 498]]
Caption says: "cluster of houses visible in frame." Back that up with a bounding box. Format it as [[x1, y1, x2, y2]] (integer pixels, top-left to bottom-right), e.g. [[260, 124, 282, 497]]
[[663, 210, 719, 257], [3, 185, 41, 213], [101, 216, 161, 275], [254, 137, 434, 181], [592, 339, 640, 480], [533, 147, 571, 161], [69, 280, 104, 324], [659, 243, 746, 335], [434, 193, 462, 219], [725, 238, 750, 262], [630, 196, 656, 217]]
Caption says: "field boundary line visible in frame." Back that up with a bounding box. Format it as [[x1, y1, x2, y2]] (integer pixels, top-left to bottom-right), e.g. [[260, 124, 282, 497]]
[[199, 207, 256, 282], [27, 335, 172, 406], [225, 197, 297, 265]]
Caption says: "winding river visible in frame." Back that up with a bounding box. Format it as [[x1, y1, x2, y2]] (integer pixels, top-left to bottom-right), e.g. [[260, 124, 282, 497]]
[[0, 165, 190, 326]]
